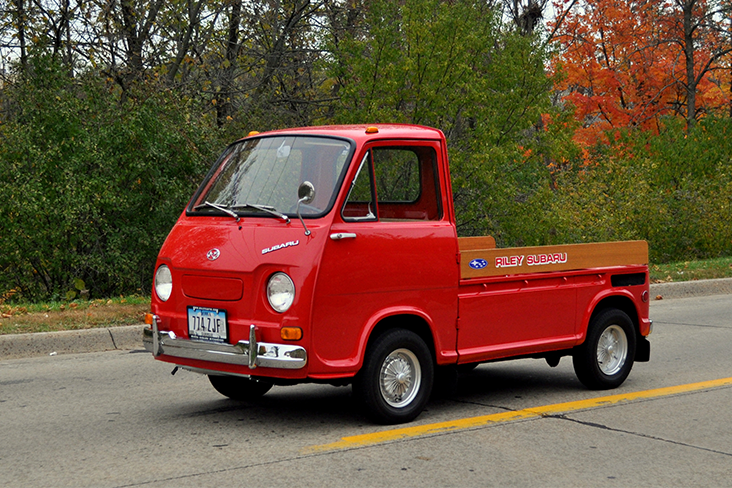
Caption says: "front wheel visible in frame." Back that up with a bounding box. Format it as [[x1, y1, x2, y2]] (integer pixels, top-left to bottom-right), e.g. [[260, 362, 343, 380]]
[[354, 329, 434, 424], [573, 309, 636, 390], [208, 375, 273, 400]]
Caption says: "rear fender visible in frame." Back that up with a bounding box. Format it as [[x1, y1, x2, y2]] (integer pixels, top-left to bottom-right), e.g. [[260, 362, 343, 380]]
[[579, 288, 642, 344]]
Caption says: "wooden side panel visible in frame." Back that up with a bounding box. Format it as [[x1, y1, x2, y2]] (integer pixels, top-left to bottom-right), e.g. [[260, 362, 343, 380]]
[[460, 240, 648, 279], [457, 235, 496, 251]]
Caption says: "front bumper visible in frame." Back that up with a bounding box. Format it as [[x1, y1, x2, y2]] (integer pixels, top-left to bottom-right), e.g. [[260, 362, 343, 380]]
[[142, 317, 307, 370]]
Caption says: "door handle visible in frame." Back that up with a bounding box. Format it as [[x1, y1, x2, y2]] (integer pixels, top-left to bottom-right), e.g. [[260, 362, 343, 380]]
[[330, 232, 357, 240]]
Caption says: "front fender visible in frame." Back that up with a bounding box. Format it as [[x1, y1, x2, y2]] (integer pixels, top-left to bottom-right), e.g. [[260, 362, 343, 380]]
[[311, 305, 440, 376]]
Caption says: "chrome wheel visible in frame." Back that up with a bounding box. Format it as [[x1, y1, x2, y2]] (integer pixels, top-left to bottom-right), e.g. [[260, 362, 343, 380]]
[[573, 308, 636, 390], [596, 325, 628, 376], [379, 348, 421, 408], [354, 329, 434, 424]]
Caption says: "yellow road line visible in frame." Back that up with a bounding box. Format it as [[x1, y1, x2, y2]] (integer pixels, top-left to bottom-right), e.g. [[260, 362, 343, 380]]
[[304, 376, 732, 454]]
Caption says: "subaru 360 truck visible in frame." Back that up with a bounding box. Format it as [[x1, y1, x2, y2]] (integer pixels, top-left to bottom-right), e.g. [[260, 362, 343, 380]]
[[143, 124, 651, 424]]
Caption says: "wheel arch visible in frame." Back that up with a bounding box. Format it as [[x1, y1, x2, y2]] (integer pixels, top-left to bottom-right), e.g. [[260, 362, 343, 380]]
[[583, 293, 640, 342], [366, 313, 437, 359]]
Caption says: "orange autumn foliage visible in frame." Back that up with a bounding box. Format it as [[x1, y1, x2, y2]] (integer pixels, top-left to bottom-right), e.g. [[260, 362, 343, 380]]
[[550, 0, 731, 148]]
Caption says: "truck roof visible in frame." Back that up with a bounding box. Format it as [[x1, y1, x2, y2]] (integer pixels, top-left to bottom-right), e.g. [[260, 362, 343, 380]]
[[243, 124, 445, 144]]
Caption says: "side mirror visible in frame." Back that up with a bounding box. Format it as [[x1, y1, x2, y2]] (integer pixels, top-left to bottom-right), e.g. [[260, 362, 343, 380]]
[[298, 181, 315, 204], [296, 181, 315, 236]]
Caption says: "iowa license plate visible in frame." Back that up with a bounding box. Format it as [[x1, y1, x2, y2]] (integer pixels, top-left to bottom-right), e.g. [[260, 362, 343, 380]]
[[187, 306, 228, 343]]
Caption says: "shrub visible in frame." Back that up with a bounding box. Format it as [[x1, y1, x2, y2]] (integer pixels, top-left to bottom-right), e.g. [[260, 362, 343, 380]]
[[550, 118, 732, 263], [0, 57, 220, 300]]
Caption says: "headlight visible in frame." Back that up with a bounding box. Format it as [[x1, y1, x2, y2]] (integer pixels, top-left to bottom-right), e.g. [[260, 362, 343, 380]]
[[155, 265, 173, 302], [267, 272, 295, 313]]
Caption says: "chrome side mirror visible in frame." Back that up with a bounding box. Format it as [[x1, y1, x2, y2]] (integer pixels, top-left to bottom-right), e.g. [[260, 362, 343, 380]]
[[298, 181, 315, 204], [296, 181, 315, 236]]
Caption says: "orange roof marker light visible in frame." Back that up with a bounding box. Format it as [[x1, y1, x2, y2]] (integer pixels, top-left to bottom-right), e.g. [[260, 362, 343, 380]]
[[248, 131, 260, 137], [365, 126, 379, 134]]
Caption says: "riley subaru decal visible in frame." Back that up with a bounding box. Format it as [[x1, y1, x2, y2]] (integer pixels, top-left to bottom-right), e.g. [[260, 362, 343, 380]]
[[494, 252, 569, 268]]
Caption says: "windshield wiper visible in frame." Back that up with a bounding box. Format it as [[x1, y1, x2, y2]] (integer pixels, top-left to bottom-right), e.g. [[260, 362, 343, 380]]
[[194, 201, 239, 220], [231, 203, 290, 223]]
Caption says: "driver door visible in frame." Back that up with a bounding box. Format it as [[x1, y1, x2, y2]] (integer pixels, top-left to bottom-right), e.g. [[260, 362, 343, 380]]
[[311, 141, 459, 371]]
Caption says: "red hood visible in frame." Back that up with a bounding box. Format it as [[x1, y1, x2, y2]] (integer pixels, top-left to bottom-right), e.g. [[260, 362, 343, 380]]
[[159, 215, 324, 274]]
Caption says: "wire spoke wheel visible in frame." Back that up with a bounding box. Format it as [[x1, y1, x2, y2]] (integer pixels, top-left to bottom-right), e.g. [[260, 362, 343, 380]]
[[573, 308, 636, 390], [354, 329, 434, 424], [379, 348, 421, 408], [596, 325, 628, 376]]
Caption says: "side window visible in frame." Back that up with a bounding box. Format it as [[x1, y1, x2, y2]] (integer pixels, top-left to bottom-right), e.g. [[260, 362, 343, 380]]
[[342, 145, 441, 222], [373, 149, 420, 202]]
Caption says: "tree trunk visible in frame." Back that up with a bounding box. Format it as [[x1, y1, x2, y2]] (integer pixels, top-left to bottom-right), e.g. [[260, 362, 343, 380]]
[[13, 0, 28, 73], [166, 0, 204, 84], [215, 0, 242, 127], [683, 0, 697, 129], [118, 0, 164, 83]]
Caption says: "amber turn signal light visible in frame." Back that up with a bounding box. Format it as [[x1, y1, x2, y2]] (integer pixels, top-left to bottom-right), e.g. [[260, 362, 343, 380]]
[[144, 313, 154, 325], [280, 327, 303, 341]]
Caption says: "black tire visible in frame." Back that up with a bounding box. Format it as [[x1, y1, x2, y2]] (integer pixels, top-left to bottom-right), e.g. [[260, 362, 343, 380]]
[[208, 375, 273, 400], [354, 329, 434, 424], [573, 308, 636, 390]]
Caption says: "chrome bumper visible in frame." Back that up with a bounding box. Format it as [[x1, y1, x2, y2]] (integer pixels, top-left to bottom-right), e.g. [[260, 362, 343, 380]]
[[142, 317, 307, 370]]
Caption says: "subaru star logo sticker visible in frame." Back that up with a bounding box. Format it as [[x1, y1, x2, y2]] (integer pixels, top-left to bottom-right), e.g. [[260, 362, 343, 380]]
[[469, 258, 488, 269], [206, 248, 220, 261]]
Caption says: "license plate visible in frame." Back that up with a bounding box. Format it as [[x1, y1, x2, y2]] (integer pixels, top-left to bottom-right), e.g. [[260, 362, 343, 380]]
[[187, 306, 228, 344]]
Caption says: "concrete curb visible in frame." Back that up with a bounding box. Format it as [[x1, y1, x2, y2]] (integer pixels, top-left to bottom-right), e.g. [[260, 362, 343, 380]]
[[649, 277, 732, 300], [1, 278, 730, 361], [0, 325, 145, 360]]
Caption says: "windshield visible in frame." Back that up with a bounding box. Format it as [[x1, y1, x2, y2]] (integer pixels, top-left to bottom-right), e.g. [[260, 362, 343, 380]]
[[189, 135, 353, 218]]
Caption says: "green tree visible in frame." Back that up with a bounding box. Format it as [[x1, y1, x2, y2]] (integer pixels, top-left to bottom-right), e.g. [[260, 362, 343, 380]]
[[328, 0, 562, 244]]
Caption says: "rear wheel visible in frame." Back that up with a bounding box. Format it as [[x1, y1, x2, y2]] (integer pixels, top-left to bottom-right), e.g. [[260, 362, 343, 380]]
[[208, 375, 273, 400], [354, 329, 434, 424], [573, 309, 636, 390]]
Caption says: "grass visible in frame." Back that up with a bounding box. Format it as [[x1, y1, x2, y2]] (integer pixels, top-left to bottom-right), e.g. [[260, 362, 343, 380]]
[[1, 256, 731, 335], [650, 256, 732, 283], [0, 295, 149, 336]]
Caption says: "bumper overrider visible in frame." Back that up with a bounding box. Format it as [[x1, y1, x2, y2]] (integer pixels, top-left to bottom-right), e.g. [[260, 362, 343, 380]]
[[142, 315, 307, 370]]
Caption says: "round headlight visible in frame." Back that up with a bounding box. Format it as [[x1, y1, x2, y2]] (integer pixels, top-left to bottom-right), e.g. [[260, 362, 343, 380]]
[[267, 272, 295, 313], [155, 265, 173, 302]]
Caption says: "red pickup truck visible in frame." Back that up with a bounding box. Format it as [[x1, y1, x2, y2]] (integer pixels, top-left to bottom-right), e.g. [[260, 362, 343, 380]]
[[144, 124, 651, 424]]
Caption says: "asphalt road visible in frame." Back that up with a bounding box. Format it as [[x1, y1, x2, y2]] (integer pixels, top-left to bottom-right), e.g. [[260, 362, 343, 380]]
[[1, 294, 731, 487]]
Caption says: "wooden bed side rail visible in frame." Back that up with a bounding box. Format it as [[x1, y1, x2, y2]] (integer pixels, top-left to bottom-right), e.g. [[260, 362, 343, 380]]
[[457, 235, 496, 251], [460, 240, 649, 279]]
